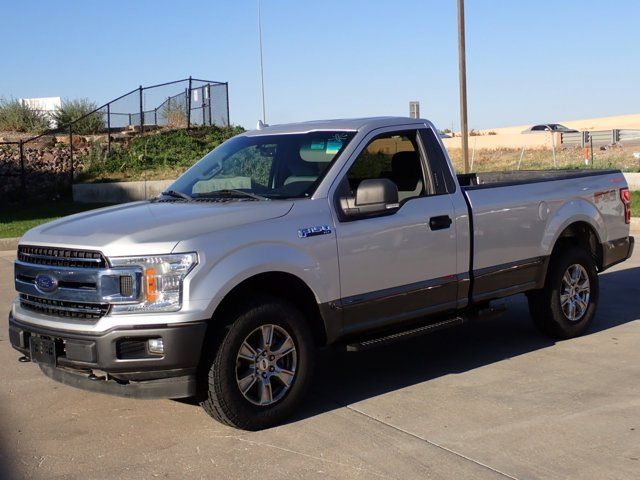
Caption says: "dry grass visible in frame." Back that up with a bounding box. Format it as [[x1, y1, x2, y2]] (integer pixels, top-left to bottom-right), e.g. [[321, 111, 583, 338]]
[[446, 145, 640, 173]]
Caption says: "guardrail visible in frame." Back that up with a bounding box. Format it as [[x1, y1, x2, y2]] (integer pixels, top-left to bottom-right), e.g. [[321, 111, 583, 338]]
[[561, 129, 640, 147]]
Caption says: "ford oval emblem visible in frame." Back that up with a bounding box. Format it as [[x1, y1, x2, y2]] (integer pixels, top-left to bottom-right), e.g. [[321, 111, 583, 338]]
[[35, 274, 58, 293]]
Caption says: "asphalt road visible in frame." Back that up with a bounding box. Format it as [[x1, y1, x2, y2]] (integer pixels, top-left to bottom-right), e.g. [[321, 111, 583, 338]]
[[1, 247, 638, 480]]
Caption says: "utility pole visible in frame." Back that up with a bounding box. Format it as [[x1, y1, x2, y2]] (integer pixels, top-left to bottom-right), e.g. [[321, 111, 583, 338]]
[[257, 0, 267, 123], [457, 0, 470, 173]]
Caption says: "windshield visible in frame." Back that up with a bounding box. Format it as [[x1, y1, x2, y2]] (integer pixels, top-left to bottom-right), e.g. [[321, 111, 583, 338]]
[[168, 131, 356, 199]]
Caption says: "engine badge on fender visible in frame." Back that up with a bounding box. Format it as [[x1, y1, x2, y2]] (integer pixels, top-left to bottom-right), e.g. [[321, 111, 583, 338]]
[[297, 225, 332, 238]]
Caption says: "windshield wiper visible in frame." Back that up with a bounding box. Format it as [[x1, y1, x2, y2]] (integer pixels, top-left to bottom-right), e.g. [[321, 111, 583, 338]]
[[159, 190, 193, 201], [196, 189, 269, 201]]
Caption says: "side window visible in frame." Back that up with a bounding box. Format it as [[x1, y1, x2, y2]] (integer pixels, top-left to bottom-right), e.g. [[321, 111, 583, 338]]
[[346, 130, 430, 202], [418, 128, 456, 194]]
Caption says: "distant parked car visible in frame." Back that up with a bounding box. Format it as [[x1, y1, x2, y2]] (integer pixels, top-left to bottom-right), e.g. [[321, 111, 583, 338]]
[[523, 123, 579, 134]]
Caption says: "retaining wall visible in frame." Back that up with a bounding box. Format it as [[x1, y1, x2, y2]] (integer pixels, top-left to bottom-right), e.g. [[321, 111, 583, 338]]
[[73, 179, 174, 203]]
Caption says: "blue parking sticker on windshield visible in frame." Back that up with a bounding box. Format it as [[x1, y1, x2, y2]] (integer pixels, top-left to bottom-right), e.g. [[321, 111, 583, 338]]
[[326, 139, 342, 154]]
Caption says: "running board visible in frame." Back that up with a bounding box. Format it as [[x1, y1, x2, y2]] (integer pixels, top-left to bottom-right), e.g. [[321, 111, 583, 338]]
[[346, 317, 465, 352]]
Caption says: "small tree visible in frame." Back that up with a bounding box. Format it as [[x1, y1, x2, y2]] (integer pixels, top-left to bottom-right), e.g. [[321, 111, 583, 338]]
[[53, 98, 105, 134]]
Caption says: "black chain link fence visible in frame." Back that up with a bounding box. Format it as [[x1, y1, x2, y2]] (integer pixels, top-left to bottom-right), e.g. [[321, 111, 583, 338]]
[[0, 77, 229, 203]]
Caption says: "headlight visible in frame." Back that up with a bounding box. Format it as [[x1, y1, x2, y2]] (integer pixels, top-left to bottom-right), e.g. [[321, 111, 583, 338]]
[[109, 253, 198, 313]]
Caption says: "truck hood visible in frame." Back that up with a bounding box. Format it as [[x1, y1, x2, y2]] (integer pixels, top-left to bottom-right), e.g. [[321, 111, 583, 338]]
[[20, 200, 294, 257]]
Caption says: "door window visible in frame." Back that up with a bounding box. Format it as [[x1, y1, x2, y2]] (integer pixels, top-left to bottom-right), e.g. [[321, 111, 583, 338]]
[[345, 130, 431, 202]]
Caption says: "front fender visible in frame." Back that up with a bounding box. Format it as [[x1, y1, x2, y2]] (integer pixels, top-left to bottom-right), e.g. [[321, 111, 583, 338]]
[[190, 241, 339, 318], [541, 198, 606, 256]]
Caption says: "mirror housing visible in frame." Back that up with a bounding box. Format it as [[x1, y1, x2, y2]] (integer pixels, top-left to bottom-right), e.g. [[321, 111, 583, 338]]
[[340, 178, 399, 219]]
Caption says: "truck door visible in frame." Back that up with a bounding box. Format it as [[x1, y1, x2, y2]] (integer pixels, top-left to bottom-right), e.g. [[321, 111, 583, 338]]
[[332, 126, 461, 336]]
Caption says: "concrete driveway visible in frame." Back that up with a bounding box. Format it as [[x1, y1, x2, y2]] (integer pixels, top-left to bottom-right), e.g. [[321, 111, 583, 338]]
[[1, 248, 638, 479]]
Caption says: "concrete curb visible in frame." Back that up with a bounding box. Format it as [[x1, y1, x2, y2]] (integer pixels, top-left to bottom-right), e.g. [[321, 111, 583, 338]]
[[624, 172, 640, 191], [73, 179, 174, 203], [0, 237, 19, 251]]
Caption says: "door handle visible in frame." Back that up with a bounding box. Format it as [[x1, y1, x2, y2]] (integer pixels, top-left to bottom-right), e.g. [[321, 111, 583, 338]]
[[429, 215, 452, 231]]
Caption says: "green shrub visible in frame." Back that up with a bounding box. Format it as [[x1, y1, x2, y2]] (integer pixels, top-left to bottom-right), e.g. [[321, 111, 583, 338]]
[[53, 98, 104, 134], [0, 98, 50, 133], [631, 191, 639, 217], [77, 125, 244, 181]]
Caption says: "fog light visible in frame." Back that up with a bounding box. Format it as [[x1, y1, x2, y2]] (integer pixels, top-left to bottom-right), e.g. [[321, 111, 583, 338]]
[[148, 338, 164, 354]]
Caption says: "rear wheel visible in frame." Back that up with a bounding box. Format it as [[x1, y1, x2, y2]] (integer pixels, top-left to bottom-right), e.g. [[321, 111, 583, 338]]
[[528, 246, 599, 339], [200, 296, 314, 430]]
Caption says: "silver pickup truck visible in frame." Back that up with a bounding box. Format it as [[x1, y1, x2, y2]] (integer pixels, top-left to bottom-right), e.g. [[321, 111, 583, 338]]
[[9, 117, 634, 430]]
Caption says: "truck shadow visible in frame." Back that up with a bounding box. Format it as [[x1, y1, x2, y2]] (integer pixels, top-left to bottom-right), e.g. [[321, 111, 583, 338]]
[[291, 265, 640, 423]]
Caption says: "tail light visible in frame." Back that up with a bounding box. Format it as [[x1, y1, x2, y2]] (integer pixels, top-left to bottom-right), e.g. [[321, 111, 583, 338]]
[[620, 188, 631, 224]]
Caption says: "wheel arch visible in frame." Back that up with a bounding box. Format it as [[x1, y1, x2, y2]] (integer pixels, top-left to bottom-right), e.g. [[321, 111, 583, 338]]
[[209, 271, 334, 348], [549, 221, 604, 271], [542, 198, 606, 268]]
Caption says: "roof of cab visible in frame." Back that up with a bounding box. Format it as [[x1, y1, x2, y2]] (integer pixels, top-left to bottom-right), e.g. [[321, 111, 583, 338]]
[[243, 116, 427, 136]]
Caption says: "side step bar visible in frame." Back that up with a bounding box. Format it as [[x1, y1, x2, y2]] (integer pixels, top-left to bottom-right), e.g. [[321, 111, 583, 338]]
[[346, 317, 465, 352]]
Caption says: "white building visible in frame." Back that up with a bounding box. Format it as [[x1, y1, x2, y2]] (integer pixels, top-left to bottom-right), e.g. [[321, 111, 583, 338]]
[[19, 96, 61, 128]]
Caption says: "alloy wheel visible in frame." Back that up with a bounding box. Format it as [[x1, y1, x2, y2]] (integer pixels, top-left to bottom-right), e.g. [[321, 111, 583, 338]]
[[235, 324, 297, 406], [560, 264, 591, 322]]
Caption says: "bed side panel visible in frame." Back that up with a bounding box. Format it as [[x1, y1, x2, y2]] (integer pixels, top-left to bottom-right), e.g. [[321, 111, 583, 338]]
[[465, 172, 626, 272]]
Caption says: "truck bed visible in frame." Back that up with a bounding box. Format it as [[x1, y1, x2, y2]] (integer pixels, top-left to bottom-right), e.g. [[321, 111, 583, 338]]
[[457, 168, 629, 303], [457, 169, 620, 189]]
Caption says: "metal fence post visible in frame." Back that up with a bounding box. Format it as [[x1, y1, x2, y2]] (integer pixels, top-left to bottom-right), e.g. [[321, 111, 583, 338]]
[[19, 140, 25, 200], [184, 88, 188, 127], [517, 146, 526, 170], [107, 103, 111, 154], [139, 85, 144, 134], [207, 84, 212, 126], [201, 87, 206, 126], [187, 76, 192, 129], [69, 125, 74, 184], [225, 82, 230, 127], [154, 108, 157, 126]]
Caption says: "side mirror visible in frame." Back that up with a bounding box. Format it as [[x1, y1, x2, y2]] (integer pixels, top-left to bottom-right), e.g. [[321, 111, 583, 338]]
[[340, 178, 399, 219]]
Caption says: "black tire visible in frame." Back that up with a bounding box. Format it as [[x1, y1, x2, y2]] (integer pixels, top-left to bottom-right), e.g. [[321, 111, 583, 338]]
[[528, 246, 599, 339], [199, 295, 314, 430]]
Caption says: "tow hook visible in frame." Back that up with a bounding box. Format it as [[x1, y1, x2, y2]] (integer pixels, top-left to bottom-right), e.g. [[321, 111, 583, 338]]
[[18, 356, 30, 363], [88, 372, 107, 381]]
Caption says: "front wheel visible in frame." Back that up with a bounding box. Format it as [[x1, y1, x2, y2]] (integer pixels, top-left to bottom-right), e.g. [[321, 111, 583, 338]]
[[200, 296, 314, 430], [528, 246, 599, 339]]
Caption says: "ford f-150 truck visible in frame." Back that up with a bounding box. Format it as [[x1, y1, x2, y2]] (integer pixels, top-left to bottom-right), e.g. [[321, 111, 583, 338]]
[[9, 117, 634, 430]]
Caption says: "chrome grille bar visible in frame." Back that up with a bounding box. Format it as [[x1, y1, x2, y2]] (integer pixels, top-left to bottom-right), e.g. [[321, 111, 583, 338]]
[[19, 294, 109, 320], [18, 245, 107, 269], [19, 252, 103, 264]]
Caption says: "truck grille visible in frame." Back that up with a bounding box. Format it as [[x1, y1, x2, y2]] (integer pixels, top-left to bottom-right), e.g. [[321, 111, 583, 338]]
[[19, 294, 110, 320], [18, 246, 107, 269]]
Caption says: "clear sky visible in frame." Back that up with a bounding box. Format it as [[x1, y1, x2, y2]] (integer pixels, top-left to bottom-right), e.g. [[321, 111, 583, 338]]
[[1, 0, 638, 130]]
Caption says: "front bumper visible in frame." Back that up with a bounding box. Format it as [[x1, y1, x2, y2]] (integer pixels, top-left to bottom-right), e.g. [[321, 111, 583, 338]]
[[601, 236, 634, 271], [8, 313, 207, 399]]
